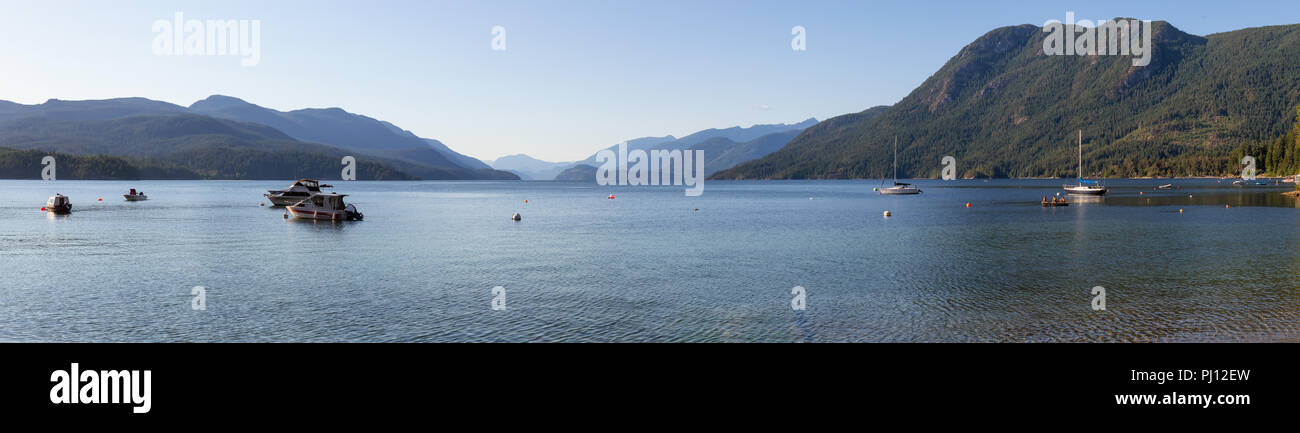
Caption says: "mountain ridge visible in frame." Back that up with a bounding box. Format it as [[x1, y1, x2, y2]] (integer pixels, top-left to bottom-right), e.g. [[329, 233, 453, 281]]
[[713, 21, 1300, 179]]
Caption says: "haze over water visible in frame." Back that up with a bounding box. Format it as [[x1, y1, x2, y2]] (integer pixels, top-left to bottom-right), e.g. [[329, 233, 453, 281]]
[[1, 179, 1297, 342]]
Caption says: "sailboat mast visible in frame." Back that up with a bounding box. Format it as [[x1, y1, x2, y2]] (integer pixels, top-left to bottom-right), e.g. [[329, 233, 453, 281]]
[[893, 136, 898, 183], [1078, 130, 1082, 185]]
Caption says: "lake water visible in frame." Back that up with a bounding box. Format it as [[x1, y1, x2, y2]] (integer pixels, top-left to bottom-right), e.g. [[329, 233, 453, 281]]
[[1, 179, 1298, 342]]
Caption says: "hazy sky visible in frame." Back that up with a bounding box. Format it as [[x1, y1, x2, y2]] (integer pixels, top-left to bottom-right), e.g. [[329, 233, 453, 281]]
[[1, 0, 1296, 161]]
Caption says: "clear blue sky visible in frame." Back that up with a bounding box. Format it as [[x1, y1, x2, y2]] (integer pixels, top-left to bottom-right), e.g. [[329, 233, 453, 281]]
[[1, 0, 1296, 161]]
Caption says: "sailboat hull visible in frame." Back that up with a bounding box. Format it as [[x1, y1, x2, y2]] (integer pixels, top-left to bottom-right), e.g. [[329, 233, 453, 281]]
[[1063, 186, 1107, 195], [879, 187, 921, 195]]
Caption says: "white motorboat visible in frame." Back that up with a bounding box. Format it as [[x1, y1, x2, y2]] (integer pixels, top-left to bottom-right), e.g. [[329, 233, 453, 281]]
[[265, 179, 333, 207], [123, 188, 148, 201], [1063, 130, 1107, 195], [44, 194, 72, 214], [285, 193, 364, 221], [879, 137, 921, 195]]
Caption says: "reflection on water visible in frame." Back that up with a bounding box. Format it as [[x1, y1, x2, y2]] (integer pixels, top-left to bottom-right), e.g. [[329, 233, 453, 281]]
[[0, 178, 1297, 342]]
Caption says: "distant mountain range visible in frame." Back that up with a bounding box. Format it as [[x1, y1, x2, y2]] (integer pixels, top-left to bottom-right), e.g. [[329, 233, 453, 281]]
[[487, 154, 577, 180], [713, 21, 1300, 179], [495, 118, 817, 180], [0, 96, 515, 180]]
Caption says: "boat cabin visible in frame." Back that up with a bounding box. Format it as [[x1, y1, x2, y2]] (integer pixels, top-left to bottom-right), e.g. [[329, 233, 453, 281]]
[[46, 194, 69, 208]]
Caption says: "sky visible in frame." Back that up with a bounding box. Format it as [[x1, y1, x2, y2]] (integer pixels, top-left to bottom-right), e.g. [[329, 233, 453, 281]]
[[1, 0, 1297, 162]]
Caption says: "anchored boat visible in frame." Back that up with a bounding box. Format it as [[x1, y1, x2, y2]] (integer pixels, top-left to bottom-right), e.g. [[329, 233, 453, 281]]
[[1063, 130, 1107, 196], [879, 137, 921, 195], [123, 188, 148, 201], [265, 179, 333, 207], [285, 193, 364, 221], [45, 194, 72, 214]]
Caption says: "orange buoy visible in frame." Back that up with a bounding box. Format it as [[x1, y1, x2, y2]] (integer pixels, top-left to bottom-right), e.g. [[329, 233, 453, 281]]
[[1179, 208, 1184, 213], [1225, 204, 1230, 208], [524, 199, 528, 203]]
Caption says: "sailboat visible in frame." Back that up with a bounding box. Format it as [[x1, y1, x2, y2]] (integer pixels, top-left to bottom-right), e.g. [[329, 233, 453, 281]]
[[1063, 130, 1107, 195], [879, 137, 921, 195]]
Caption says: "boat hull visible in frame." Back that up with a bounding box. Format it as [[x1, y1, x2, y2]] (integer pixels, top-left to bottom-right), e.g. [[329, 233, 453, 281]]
[[46, 205, 72, 214], [286, 207, 346, 220], [1064, 186, 1107, 195], [123, 195, 148, 201], [879, 187, 921, 195]]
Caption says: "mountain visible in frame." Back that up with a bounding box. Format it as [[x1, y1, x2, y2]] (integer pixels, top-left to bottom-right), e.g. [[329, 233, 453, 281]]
[[554, 119, 817, 180], [552, 129, 809, 182], [488, 154, 576, 180], [714, 22, 1300, 179], [0, 97, 516, 180], [699, 129, 804, 175], [575, 119, 817, 167], [553, 164, 598, 181], [0, 97, 187, 124], [424, 138, 491, 170], [0, 114, 414, 180], [188, 95, 499, 175], [574, 135, 678, 166]]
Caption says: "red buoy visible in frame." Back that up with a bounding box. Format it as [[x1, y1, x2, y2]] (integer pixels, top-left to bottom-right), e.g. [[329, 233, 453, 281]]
[[608, 194, 615, 199], [965, 202, 971, 207]]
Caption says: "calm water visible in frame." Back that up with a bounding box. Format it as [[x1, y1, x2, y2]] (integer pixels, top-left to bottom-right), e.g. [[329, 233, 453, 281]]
[[1, 179, 1298, 342]]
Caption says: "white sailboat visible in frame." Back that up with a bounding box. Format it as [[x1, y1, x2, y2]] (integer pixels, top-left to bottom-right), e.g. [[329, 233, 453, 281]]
[[1063, 130, 1107, 195], [879, 137, 921, 195]]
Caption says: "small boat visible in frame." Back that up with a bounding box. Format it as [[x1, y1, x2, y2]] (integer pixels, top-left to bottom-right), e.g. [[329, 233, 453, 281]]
[[265, 179, 333, 207], [1041, 196, 1070, 207], [123, 188, 148, 201], [45, 194, 72, 214], [1155, 184, 1174, 190], [879, 137, 921, 195], [1063, 131, 1108, 196], [285, 193, 363, 221]]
